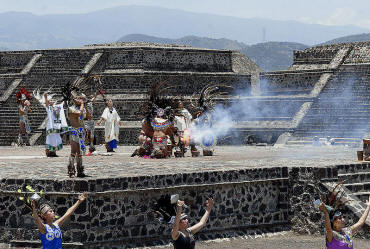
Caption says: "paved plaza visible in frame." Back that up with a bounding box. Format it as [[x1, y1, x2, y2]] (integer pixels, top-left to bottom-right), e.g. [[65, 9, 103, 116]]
[[1, 233, 370, 249], [139, 232, 370, 249], [0, 145, 362, 180]]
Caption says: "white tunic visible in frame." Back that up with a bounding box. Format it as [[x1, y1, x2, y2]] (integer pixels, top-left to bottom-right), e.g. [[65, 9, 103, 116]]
[[101, 107, 121, 142], [174, 109, 193, 132], [45, 103, 68, 150]]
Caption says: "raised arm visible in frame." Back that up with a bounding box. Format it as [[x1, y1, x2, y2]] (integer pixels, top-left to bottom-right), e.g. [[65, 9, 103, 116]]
[[32, 200, 46, 234], [85, 104, 92, 120], [171, 200, 184, 240], [55, 192, 87, 227], [44, 93, 49, 108], [91, 92, 98, 102], [351, 196, 370, 234], [320, 202, 333, 242], [189, 198, 214, 235]]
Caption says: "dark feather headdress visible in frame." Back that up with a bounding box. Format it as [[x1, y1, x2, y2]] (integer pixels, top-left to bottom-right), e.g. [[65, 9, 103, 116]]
[[142, 79, 177, 123], [190, 84, 233, 116], [152, 194, 177, 223], [321, 181, 350, 220], [62, 75, 105, 106]]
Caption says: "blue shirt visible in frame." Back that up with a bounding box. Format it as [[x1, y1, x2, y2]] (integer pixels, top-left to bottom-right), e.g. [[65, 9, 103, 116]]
[[40, 223, 63, 249]]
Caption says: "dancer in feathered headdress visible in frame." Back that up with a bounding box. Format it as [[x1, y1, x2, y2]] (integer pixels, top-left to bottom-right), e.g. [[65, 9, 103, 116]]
[[189, 84, 232, 156], [131, 79, 177, 158], [16, 87, 33, 146], [319, 182, 370, 248], [33, 87, 68, 157], [62, 77, 92, 177], [83, 76, 104, 156]]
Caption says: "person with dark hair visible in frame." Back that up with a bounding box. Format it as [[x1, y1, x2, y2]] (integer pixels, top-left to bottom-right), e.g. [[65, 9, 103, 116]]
[[97, 99, 120, 153], [85, 92, 98, 156], [17, 88, 33, 146], [172, 198, 214, 249], [320, 195, 370, 248], [67, 93, 90, 177], [31, 192, 88, 249]]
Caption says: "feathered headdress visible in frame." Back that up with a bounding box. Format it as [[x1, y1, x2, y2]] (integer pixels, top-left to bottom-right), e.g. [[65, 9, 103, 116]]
[[190, 84, 233, 116], [16, 87, 32, 103], [152, 194, 177, 223], [62, 75, 105, 106], [142, 79, 177, 123], [33, 87, 57, 107], [321, 181, 350, 219]]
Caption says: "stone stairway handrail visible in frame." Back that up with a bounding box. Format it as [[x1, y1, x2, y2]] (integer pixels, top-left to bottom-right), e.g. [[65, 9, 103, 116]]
[[81, 52, 103, 75]]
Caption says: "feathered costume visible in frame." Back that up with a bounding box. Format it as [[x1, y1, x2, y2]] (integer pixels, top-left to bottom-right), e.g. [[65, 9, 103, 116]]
[[189, 84, 233, 155], [16, 88, 33, 146], [33, 88, 68, 153], [132, 80, 177, 158], [62, 76, 104, 177]]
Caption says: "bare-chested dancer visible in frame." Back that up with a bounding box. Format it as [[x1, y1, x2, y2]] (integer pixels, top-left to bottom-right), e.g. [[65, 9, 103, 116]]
[[67, 94, 91, 177]]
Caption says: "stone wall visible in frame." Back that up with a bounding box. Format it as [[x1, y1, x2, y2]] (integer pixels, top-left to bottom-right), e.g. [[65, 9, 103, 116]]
[[344, 45, 370, 64], [1, 164, 370, 247], [0, 167, 289, 247], [0, 77, 14, 92], [289, 164, 370, 239], [0, 52, 34, 73], [260, 72, 320, 95], [293, 48, 339, 65]]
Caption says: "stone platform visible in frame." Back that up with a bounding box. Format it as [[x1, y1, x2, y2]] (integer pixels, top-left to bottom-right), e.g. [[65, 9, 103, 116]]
[[1, 145, 369, 248], [0, 145, 360, 179]]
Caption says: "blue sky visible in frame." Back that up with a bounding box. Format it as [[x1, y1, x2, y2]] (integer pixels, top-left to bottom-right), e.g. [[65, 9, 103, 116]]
[[1, 0, 369, 29]]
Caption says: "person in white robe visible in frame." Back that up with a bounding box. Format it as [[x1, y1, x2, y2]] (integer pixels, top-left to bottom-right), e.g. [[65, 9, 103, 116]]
[[97, 99, 121, 152], [44, 93, 68, 157]]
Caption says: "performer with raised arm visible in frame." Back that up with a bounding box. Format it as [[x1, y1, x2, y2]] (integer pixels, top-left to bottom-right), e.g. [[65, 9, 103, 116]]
[[97, 99, 121, 153], [62, 79, 91, 178], [85, 92, 98, 156], [31, 192, 88, 249], [16, 88, 33, 146], [33, 88, 68, 157], [67, 93, 90, 177], [172, 197, 214, 249], [319, 183, 370, 248]]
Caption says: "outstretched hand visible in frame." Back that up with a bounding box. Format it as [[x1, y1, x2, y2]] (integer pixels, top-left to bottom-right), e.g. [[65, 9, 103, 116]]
[[32, 200, 37, 210], [205, 198, 214, 211], [319, 202, 327, 213], [78, 192, 88, 202]]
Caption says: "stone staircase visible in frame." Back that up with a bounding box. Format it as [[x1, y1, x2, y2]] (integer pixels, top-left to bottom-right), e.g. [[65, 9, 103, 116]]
[[337, 163, 370, 203], [291, 69, 370, 142], [0, 49, 96, 145], [0, 45, 254, 146]]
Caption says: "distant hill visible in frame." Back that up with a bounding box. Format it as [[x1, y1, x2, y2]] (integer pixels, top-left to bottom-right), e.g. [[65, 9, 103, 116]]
[[319, 33, 370, 45], [118, 34, 308, 71], [0, 6, 369, 51]]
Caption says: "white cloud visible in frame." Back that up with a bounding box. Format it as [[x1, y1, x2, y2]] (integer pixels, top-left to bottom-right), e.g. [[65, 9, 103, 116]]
[[299, 17, 314, 24], [318, 7, 358, 26]]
